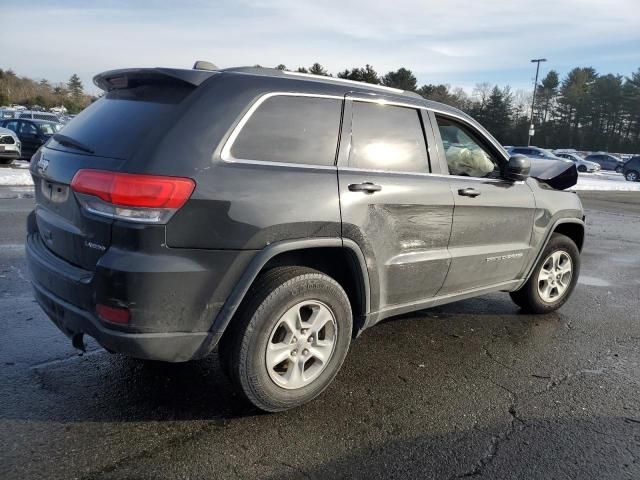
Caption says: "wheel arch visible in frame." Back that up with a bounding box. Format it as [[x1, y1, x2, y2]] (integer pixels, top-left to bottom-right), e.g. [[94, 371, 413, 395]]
[[211, 238, 371, 338], [520, 218, 585, 286]]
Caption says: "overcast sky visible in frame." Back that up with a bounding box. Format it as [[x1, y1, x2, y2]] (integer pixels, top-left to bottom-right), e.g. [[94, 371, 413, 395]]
[[4, 0, 640, 93]]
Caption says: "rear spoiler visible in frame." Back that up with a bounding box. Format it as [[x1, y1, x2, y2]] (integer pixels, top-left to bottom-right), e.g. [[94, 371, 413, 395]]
[[93, 67, 218, 92]]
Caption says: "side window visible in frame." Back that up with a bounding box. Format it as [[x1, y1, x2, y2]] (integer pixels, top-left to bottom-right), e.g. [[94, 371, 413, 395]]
[[4, 120, 19, 133], [435, 115, 499, 178], [230, 95, 342, 166], [20, 122, 38, 135], [349, 102, 429, 173]]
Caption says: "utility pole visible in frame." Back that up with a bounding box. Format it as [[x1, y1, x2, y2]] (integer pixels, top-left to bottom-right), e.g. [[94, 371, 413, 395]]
[[528, 58, 547, 146]]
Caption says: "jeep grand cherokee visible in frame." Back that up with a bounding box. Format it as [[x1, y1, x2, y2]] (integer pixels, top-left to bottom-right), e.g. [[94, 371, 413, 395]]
[[26, 64, 584, 411]]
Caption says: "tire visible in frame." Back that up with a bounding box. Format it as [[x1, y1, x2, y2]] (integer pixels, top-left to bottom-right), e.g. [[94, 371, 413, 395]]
[[577, 165, 587, 173], [0, 159, 12, 165], [510, 233, 580, 314], [625, 170, 639, 182], [615, 166, 623, 174], [219, 266, 352, 412]]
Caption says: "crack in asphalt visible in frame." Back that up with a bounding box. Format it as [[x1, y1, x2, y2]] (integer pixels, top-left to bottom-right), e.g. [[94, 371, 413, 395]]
[[480, 345, 513, 371], [450, 379, 526, 479]]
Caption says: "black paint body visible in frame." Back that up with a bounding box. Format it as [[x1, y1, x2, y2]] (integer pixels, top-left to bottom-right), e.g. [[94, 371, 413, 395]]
[[25, 67, 585, 361]]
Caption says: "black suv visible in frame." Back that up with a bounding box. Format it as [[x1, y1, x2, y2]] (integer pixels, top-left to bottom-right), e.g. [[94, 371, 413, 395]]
[[26, 65, 585, 411], [623, 156, 640, 182]]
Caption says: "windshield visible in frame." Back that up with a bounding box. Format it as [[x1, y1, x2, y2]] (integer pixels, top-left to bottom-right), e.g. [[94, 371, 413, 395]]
[[38, 122, 62, 135]]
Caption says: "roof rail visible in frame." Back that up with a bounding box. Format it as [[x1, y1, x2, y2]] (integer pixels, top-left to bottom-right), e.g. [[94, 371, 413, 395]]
[[282, 70, 405, 94]]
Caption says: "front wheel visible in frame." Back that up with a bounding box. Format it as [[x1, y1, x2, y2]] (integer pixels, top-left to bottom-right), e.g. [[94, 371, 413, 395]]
[[219, 266, 352, 412], [626, 170, 639, 182], [577, 165, 587, 173], [510, 233, 580, 313]]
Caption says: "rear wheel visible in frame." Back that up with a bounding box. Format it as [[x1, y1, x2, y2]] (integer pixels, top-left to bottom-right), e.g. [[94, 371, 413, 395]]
[[219, 266, 352, 412], [510, 233, 580, 313], [626, 170, 639, 182], [615, 165, 624, 174]]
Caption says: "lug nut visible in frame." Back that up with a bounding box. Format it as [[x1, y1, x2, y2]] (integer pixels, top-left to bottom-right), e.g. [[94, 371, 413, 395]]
[[308, 336, 314, 343], [292, 337, 297, 343], [302, 349, 309, 356], [291, 350, 297, 356]]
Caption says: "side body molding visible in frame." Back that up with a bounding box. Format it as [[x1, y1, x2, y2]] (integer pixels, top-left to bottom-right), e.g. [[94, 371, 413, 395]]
[[211, 238, 371, 335]]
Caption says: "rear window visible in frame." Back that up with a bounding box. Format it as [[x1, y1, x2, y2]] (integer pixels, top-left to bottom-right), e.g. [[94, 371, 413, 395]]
[[48, 85, 192, 160], [229, 95, 342, 166]]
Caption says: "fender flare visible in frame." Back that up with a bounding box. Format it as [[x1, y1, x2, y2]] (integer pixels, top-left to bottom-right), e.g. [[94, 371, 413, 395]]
[[210, 238, 371, 335], [519, 217, 585, 287]]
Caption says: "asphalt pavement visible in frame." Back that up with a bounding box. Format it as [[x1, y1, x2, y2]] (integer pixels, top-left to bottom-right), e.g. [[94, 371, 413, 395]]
[[1, 189, 639, 479]]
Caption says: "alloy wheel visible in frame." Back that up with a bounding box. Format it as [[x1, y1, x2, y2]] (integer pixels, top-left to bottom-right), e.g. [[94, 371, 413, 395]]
[[537, 250, 573, 303], [266, 300, 337, 389]]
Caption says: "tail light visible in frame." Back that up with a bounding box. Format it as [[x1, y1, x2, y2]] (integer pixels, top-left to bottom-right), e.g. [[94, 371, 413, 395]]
[[71, 169, 195, 223]]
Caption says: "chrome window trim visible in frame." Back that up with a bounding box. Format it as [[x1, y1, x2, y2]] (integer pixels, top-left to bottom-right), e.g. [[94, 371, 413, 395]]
[[220, 92, 344, 166]]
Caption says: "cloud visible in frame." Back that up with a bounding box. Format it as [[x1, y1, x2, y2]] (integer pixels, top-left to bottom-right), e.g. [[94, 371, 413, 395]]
[[3, 0, 639, 93]]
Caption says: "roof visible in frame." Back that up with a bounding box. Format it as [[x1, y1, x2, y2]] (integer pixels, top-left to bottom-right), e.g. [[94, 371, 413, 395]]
[[93, 65, 466, 118]]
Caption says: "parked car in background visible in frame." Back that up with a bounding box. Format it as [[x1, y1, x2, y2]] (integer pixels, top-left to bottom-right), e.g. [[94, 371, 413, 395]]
[[584, 153, 625, 173], [0, 108, 18, 120], [0, 118, 62, 159], [17, 110, 61, 122], [25, 63, 584, 412], [553, 150, 600, 173], [0, 126, 21, 164], [506, 146, 573, 164], [623, 156, 640, 182]]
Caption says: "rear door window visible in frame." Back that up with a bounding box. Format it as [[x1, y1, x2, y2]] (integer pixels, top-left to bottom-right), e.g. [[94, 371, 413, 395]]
[[229, 95, 342, 166], [349, 101, 429, 173]]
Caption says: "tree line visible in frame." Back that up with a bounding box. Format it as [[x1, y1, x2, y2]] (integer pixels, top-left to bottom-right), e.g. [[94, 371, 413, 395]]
[[3, 63, 639, 153], [0, 70, 93, 114]]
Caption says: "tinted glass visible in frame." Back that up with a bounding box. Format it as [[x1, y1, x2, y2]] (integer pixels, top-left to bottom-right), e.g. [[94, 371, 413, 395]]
[[49, 84, 193, 160], [230, 96, 342, 166], [435, 115, 498, 178], [21, 122, 38, 135], [511, 148, 529, 155], [3, 120, 19, 132], [349, 102, 428, 173]]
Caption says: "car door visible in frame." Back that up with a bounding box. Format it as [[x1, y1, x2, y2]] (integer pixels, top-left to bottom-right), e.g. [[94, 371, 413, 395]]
[[429, 111, 536, 294], [337, 95, 454, 317]]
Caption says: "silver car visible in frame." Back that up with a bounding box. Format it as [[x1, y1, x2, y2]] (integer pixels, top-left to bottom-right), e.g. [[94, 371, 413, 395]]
[[554, 151, 600, 173], [0, 127, 21, 164]]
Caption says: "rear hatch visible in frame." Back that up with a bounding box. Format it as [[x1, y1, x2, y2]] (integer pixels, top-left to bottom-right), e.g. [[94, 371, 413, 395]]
[[30, 68, 212, 270]]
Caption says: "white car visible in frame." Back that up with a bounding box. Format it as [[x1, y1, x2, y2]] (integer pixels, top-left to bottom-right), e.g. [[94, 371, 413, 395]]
[[0, 127, 21, 164], [554, 151, 600, 173]]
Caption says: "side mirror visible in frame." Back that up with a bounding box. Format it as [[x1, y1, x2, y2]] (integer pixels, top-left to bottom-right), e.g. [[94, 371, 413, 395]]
[[504, 155, 531, 181]]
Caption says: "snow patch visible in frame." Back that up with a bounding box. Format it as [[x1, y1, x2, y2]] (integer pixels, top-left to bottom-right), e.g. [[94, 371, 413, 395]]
[[0, 168, 34, 186]]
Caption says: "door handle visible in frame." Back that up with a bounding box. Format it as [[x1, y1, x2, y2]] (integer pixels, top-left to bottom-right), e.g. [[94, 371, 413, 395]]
[[458, 187, 481, 198], [348, 182, 382, 193]]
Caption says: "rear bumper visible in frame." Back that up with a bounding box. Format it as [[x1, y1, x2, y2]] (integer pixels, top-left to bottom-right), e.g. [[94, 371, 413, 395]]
[[32, 280, 221, 362], [26, 217, 254, 361]]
